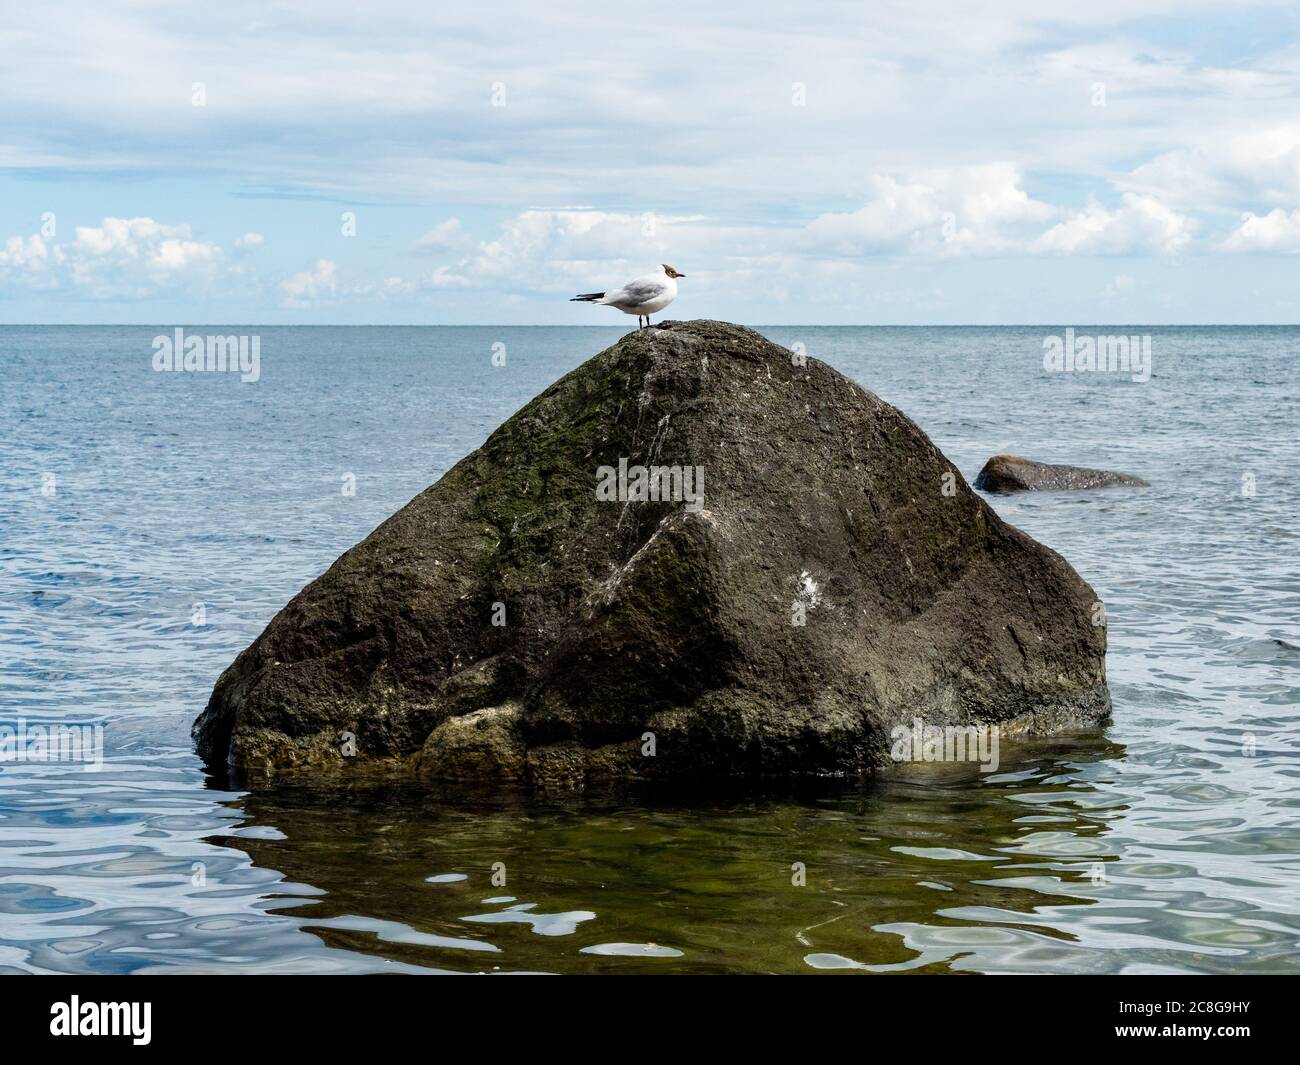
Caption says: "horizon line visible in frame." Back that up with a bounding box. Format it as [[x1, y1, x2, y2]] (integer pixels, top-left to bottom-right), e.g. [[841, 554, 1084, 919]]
[[2, 321, 1299, 329]]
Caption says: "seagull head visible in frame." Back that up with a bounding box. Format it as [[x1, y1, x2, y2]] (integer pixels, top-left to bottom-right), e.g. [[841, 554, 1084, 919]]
[[661, 263, 685, 278]]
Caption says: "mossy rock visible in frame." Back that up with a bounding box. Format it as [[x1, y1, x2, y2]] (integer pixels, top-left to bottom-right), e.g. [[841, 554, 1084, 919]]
[[194, 321, 1110, 786]]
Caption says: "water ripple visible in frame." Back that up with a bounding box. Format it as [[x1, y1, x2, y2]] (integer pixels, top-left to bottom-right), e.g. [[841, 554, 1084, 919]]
[[1, 325, 1297, 973]]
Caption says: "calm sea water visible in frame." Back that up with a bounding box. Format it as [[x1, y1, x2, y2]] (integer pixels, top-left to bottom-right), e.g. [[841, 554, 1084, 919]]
[[1, 324, 1296, 974]]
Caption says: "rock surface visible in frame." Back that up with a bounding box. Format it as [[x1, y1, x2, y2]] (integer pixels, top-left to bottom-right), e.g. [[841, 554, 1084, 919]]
[[194, 321, 1111, 785], [974, 454, 1149, 493]]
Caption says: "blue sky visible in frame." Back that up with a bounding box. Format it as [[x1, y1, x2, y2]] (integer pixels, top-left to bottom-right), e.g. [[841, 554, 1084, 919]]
[[3, 1, 1300, 323]]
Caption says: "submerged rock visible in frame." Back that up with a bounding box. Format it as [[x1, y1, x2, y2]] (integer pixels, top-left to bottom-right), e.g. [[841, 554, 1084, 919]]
[[194, 321, 1110, 785], [974, 454, 1149, 494]]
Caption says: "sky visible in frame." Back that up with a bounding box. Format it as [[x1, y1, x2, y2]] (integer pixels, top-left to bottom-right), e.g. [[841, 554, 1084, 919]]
[[3, 1, 1300, 324]]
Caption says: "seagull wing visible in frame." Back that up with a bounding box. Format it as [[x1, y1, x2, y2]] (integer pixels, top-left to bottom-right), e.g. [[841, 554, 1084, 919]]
[[610, 275, 669, 308]]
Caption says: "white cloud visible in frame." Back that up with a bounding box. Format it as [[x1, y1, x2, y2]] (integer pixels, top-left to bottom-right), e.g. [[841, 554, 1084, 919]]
[[801, 164, 1056, 256], [1223, 208, 1300, 252], [1, 2, 1297, 243], [151, 237, 219, 270], [280, 259, 338, 306], [0, 234, 63, 289], [0, 234, 59, 268], [1125, 126, 1300, 212], [465, 209, 718, 287], [235, 232, 265, 248], [0, 216, 224, 297], [1032, 194, 1193, 255], [441, 171, 1186, 288], [410, 219, 463, 254], [19, 11, 1288, 218], [73, 217, 195, 256], [312, 178, 1197, 312], [426, 265, 471, 288]]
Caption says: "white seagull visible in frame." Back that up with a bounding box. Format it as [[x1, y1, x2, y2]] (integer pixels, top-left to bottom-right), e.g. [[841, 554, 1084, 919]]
[[570, 264, 685, 330]]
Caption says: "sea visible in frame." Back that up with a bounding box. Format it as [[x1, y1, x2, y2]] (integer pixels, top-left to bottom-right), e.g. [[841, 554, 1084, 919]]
[[1, 324, 1296, 974]]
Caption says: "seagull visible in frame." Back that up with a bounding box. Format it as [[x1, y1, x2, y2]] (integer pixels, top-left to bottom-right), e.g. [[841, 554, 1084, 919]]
[[570, 264, 684, 330]]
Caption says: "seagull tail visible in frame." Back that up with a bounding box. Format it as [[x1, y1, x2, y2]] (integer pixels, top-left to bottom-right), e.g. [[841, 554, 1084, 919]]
[[570, 292, 604, 302]]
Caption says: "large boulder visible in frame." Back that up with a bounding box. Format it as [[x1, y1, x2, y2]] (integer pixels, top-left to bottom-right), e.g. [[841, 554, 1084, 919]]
[[974, 454, 1148, 493], [194, 321, 1110, 785]]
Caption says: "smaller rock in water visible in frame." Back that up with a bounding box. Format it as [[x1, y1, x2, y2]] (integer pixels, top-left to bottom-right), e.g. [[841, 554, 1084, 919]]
[[974, 454, 1149, 493]]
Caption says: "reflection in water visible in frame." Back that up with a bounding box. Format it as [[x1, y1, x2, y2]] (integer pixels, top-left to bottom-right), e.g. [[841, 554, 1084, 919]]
[[174, 727, 1277, 974], [209, 729, 1259, 975]]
